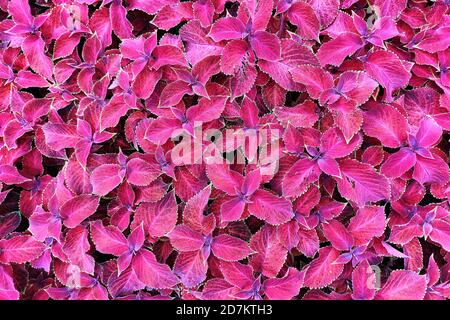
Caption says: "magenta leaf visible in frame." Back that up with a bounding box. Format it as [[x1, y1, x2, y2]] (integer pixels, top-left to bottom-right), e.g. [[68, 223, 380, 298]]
[[133, 249, 179, 289], [60, 195, 99, 228], [304, 247, 344, 289], [211, 235, 253, 261], [351, 260, 376, 300], [336, 159, 391, 206], [0, 235, 45, 264], [375, 270, 427, 300], [134, 191, 178, 238], [0, 0, 448, 301], [263, 267, 306, 300]]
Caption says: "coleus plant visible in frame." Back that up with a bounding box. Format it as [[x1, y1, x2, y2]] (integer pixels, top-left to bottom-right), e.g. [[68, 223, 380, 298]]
[[0, 0, 449, 301]]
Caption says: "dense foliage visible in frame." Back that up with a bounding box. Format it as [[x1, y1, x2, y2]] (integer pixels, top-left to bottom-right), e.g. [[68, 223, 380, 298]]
[[0, 0, 449, 300]]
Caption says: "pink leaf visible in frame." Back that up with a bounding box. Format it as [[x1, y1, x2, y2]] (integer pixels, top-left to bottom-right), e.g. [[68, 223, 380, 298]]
[[322, 220, 354, 251], [220, 261, 255, 290], [264, 267, 306, 300], [282, 158, 320, 198], [90, 221, 128, 256], [317, 33, 363, 67], [380, 148, 416, 178], [351, 260, 376, 300], [249, 31, 281, 61], [348, 206, 386, 246], [304, 246, 344, 289], [375, 270, 427, 300], [0, 235, 45, 264], [21, 34, 53, 79], [42, 123, 80, 151], [287, 2, 320, 40], [364, 51, 411, 102], [207, 164, 244, 196], [248, 189, 294, 225], [126, 158, 160, 186], [174, 251, 208, 288], [134, 191, 178, 238], [413, 152, 449, 184], [90, 164, 123, 196], [362, 102, 408, 148], [0, 265, 19, 300], [0, 165, 30, 185], [305, 0, 339, 28], [208, 17, 246, 42], [336, 159, 390, 206], [211, 235, 252, 261], [291, 65, 333, 99], [183, 185, 212, 233], [274, 100, 319, 128], [60, 195, 99, 228], [133, 249, 179, 289], [100, 96, 131, 131], [249, 226, 288, 278], [168, 225, 205, 252]]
